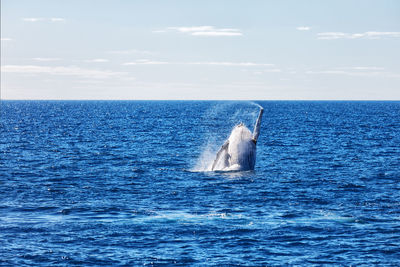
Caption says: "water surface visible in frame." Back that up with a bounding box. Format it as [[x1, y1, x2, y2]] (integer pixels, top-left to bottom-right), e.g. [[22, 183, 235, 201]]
[[1, 101, 400, 265]]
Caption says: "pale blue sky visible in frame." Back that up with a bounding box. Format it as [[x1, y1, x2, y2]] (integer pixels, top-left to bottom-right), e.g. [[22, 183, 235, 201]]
[[1, 0, 400, 100]]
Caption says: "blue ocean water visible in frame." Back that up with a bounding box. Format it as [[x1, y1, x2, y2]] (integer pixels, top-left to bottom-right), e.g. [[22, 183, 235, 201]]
[[1, 100, 400, 266]]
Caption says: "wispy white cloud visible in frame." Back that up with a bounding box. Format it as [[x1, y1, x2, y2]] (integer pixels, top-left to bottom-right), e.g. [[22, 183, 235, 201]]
[[107, 49, 154, 55], [190, 62, 274, 67], [32, 57, 61, 61], [253, 69, 282, 75], [263, 69, 282, 73], [22, 17, 66, 23], [2, 65, 126, 79], [50, 18, 65, 22], [306, 66, 400, 78], [84, 58, 109, 63], [343, 66, 385, 71], [22, 18, 44, 22], [296, 26, 311, 31], [123, 59, 168, 65], [1, 38, 13, 41], [317, 31, 400, 40], [168, 26, 214, 33], [162, 26, 243, 36], [191, 31, 242, 36], [121, 60, 274, 67]]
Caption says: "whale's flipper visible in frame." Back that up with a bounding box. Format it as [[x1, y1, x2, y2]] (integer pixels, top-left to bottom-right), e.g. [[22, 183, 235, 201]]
[[211, 140, 230, 171], [252, 108, 264, 144]]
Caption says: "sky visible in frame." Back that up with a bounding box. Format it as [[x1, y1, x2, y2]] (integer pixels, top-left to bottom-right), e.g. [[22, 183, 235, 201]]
[[1, 0, 400, 100]]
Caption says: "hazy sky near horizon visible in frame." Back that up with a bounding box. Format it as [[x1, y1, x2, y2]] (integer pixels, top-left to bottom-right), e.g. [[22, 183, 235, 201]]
[[1, 0, 400, 100]]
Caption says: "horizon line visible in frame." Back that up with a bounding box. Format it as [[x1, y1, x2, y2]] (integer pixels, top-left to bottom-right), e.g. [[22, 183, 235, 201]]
[[1, 99, 399, 101]]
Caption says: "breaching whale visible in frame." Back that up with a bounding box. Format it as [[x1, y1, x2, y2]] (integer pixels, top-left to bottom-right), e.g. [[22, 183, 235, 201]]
[[211, 107, 264, 171]]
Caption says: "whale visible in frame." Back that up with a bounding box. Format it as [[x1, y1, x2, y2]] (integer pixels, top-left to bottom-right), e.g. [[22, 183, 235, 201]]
[[211, 107, 264, 171]]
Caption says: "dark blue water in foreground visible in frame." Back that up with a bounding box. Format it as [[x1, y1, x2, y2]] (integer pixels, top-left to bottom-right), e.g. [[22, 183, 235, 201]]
[[1, 101, 400, 266]]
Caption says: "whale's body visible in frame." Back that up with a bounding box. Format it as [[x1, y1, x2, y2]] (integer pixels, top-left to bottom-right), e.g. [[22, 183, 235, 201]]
[[211, 107, 263, 171]]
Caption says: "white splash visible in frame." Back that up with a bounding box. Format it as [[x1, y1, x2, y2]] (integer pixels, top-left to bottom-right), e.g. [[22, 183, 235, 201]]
[[192, 142, 217, 172], [250, 101, 263, 110]]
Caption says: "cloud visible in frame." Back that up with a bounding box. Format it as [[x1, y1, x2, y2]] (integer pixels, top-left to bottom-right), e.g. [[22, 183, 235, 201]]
[[22, 18, 44, 22], [84, 58, 109, 63], [168, 26, 214, 33], [163, 26, 243, 36], [32, 57, 61, 61], [344, 67, 385, 71], [305, 67, 399, 78], [296, 26, 311, 31], [1, 38, 13, 41], [121, 60, 274, 67], [190, 62, 274, 67], [191, 31, 242, 36], [263, 69, 282, 73], [2, 65, 126, 79], [22, 17, 65, 23], [50, 18, 66, 22], [123, 59, 168, 65], [107, 49, 154, 55], [253, 69, 282, 75], [317, 31, 400, 40]]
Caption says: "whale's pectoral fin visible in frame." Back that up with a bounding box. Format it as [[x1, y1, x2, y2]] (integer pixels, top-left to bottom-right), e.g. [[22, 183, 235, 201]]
[[211, 140, 229, 171], [252, 107, 264, 143]]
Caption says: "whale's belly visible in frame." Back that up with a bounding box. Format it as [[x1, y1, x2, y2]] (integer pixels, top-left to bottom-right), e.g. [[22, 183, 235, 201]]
[[228, 140, 256, 170], [227, 125, 256, 170]]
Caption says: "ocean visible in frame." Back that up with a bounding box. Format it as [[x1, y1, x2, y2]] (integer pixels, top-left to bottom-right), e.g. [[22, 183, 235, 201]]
[[1, 100, 400, 265]]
